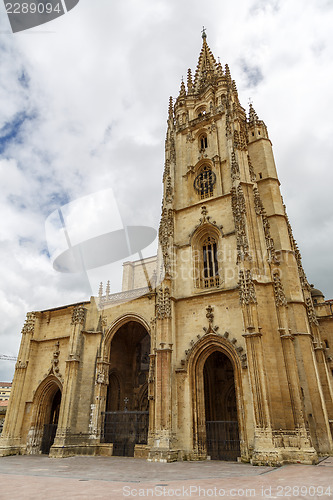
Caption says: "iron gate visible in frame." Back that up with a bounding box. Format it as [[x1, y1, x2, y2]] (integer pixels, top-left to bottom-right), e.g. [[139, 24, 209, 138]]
[[41, 423, 58, 454], [101, 411, 149, 456], [206, 420, 240, 461]]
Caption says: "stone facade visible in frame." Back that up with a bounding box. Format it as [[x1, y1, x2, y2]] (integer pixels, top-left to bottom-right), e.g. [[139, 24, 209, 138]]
[[1, 34, 332, 465]]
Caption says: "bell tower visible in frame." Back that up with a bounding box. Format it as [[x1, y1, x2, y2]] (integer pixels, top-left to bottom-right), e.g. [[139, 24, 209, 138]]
[[150, 31, 333, 464]]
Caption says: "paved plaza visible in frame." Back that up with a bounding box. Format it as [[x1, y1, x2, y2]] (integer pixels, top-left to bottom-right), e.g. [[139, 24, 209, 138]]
[[0, 455, 332, 499]]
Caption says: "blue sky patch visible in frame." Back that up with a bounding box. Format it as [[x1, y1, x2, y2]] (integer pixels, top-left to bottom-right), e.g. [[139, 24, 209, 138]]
[[0, 111, 32, 154]]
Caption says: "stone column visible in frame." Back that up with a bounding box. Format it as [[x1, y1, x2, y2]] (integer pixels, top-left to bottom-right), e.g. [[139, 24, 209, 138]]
[[294, 332, 333, 455], [148, 285, 178, 462], [243, 331, 277, 465], [0, 313, 37, 455], [50, 305, 86, 457]]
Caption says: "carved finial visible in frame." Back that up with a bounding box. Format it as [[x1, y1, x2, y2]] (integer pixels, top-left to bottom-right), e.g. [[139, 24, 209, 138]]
[[231, 151, 240, 181], [187, 68, 193, 93], [201, 26, 207, 39], [98, 282, 103, 298], [217, 58, 223, 77], [248, 155, 256, 183], [179, 77, 186, 97], [168, 96, 173, 118], [225, 64, 231, 83], [71, 305, 85, 326], [106, 280, 110, 298], [232, 80, 238, 94], [248, 103, 259, 125], [21, 312, 36, 335]]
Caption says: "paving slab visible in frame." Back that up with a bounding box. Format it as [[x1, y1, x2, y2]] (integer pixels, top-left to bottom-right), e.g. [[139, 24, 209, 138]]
[[0, 455, 331, 499]]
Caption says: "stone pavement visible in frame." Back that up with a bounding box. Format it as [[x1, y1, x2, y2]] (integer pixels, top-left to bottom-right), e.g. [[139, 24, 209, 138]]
[[0, 455, 332, 499]]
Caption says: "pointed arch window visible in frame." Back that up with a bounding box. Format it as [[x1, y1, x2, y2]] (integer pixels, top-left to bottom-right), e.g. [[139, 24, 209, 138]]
[[194, 166, 216, 199], [193, 230, 221, 289], [202, 235, 219, 288], [199, 133, 208, 151]]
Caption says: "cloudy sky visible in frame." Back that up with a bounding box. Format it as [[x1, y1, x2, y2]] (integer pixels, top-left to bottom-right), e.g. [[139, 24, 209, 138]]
[[0, 0, 332, 381]]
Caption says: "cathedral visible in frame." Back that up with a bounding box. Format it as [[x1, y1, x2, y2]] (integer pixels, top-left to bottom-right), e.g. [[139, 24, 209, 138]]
[[1, 33, 332, 466]]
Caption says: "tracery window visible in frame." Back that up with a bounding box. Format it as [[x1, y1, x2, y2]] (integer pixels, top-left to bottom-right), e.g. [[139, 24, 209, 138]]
[[193, 231, 220, 289], [202, 235, 219, 288], [194, 166, 216, 199]]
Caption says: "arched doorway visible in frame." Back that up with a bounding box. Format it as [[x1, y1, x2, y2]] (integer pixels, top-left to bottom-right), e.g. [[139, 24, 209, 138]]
[[103, 321, 150, 456], [203, 351, 240, 460], [40, 388, 61, 454]]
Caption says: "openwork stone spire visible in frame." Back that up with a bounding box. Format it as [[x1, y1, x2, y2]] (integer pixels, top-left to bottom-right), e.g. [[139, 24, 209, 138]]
[[194, 31, 219, 92], [179, 78, 186, 98], [248, 103, 260, 125]]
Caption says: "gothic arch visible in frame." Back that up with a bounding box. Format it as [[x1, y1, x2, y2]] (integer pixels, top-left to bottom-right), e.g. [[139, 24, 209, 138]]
[[27, 375, 62, 454], [187, 334, 247, 460], [100, 317, 151, 456], [102, 313, 151, 358], [190, 223, 222, 289], [195, 105, 207, 117], [193, 158, 214, 176]]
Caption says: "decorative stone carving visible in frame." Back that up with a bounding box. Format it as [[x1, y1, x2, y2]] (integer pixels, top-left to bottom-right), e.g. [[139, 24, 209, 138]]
[[206, 305, 214, 324], [182, 329, 247, 369], [21, 312, 36, 335], [209, 121, 217, 133], [52, 341, 60, 376], [163, 160, 170, 181], [248, 103, 259, 126], [305, 297, 319, 326], [262, 214, 279, 264], [283, 203, 310, 290], [248, 156, 256, 182], [253, 187, 279, 264], [71, 305, 85, 326], [159, 208, 174, 249], [165, 177, 173, 201], [161, 251, 171, 278], [233, 129, 247, 150], [190, 206, 222, 239], [203, 305, 219, 334], [230, 151, 240, 182], [186, 131, 194, 143], [15, 361, 28, 370], [273, 271, 287, 307], [156, 286, 171, 319], [231, 186, 250, 261], [169, 136, 176, 163], [88, 403, 97, 437], [238, 269, 257, 305], [253, 187, 264, 215]]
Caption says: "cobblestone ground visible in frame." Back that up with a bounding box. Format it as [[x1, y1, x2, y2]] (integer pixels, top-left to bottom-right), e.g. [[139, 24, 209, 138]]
[[0, 455, 332, 499]]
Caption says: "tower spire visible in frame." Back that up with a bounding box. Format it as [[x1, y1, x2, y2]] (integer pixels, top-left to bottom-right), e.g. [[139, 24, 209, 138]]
[[248, 103, 259, 125], [179, 77, 186, 98], [194, 29, 219, 92]]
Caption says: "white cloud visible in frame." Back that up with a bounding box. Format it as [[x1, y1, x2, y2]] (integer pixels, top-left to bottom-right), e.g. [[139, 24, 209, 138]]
[[0, 0, 332, 380]]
